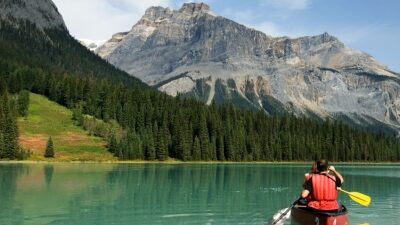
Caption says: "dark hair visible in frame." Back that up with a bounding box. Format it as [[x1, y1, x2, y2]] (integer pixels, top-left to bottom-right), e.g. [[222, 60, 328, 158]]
[[310, 161, 318, 173], [316, 159, 329, 172]]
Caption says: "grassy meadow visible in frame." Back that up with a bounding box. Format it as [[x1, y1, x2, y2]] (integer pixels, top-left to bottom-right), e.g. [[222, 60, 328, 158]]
[[17, 93, 115, 161]]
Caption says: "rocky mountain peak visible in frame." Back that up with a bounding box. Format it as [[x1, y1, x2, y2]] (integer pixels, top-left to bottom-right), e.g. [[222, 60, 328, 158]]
[[0, 0, 66, 30], [318, 32, 337, 41], [179, 2, 211, 14], [305, 32, 342, 46], [141, 2, 214, 23], [143, 6, 172, 20]]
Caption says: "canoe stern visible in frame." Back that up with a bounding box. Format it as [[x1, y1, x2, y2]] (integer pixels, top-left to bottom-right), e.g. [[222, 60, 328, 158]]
[[291, 206, 348, 225]]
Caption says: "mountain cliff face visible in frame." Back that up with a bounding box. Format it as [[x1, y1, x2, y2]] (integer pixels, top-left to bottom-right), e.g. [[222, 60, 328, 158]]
[[0, 0, 66, 30], [98, 3, 400, 133]]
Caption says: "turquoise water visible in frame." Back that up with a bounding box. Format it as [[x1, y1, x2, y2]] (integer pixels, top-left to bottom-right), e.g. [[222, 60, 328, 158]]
[[0, 163, 398, 225]]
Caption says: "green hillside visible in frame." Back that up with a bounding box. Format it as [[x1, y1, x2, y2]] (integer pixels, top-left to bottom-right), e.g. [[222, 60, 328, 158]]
[[18, 93, 115, 161]]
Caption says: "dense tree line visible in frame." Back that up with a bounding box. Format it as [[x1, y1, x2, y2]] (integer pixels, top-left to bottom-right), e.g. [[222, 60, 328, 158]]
[[1, 19, 399, 161], [0, 87, 30, 159], [0, 90, 19, 159]]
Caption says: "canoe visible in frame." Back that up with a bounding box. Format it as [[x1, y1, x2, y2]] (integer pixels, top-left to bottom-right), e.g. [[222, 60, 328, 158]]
[[291, 205, 348, 225]]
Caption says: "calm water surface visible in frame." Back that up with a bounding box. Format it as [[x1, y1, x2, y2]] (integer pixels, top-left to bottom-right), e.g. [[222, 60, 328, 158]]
[[0, 163, 398, 225]]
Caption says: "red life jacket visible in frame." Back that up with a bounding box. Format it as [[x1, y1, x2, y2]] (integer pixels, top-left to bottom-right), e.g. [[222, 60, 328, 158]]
[[308, 174, 339, 210]]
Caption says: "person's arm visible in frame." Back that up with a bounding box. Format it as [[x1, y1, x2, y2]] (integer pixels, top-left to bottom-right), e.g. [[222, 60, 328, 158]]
[[301, 179, 312, 198], [301, 189, 310, 198], [304, 173, 310, 181], [329, 166, 344, 184]]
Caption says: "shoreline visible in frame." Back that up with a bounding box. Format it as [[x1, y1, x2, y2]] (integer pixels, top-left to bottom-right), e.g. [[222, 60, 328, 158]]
[[0, 160, 399, 165]]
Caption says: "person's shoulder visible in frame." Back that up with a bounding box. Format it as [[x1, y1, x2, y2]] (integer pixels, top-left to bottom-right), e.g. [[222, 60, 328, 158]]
[[304, 173, 313, 180]]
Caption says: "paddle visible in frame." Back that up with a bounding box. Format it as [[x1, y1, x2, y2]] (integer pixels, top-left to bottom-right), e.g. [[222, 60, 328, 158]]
[[338, 188, 371, 207], [271, 198, 300, 225]]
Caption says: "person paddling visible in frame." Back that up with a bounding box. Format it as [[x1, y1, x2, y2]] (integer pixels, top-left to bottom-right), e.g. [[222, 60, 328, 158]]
[[300, 159, 344, 211]]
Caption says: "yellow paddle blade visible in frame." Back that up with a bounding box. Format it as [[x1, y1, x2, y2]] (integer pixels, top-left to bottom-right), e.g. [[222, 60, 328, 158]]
[[339, 189, 371, 207], [348, 192, 371, 207]]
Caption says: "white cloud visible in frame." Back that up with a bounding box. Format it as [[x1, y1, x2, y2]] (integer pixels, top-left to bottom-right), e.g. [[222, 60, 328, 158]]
[[53, 0, 172, 40], [261, 0, 311, 10]]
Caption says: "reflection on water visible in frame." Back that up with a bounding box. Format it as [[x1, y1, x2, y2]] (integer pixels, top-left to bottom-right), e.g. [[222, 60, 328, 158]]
[[44, 165, 54, 188], [63, 164, 302, 225], [0, 164, 28, 225], [0, 163, 398, 225], [340, 166, 400, 225]]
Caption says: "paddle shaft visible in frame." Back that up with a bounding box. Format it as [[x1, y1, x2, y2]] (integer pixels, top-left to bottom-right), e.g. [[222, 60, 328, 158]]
[[272, 206, 292, 225], [272, 198, 299, 225], [339, 189, 352, 196]]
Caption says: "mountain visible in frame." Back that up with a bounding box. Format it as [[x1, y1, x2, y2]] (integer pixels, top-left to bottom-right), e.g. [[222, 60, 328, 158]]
[[0, 0, 148, 88], [0, 0, 147, 159], [1, 0, 399, 162], [97, 3, 400, 134], [0, 0, 66, 30]]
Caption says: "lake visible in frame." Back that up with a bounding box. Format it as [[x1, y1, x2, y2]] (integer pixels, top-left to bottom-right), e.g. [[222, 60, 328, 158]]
[[0, 163, 398, 225]]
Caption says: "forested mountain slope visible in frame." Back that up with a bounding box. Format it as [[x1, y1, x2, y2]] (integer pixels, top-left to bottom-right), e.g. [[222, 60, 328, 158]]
[[0, 0, 399, 161]]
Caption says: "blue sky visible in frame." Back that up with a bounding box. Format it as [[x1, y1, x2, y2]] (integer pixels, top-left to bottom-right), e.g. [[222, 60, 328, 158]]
[[53, 0, 400, 71]]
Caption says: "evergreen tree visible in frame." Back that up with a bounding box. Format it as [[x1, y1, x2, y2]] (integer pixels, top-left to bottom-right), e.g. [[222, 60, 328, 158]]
[[177, 131, 191, 161], [144, 129, 156, 160], [0, 95, 5, 158], [44, 136, 55, 158], [198, 114, 210, 160], [217, 133, 225, 161], [72, 105, 84, 126], [156, 125, 168, 161], [17, 90, 29, 117], [192, 136, 201, 161], [107, 133, 118, 155], [0, 92, 19, 159]]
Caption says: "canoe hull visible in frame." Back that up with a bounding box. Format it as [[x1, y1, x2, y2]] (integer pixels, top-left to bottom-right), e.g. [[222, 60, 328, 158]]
[[291, 205, 348, 225]]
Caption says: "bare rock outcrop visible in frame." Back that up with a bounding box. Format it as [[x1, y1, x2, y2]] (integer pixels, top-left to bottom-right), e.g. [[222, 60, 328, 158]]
[[0, 0, 66, 30]]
